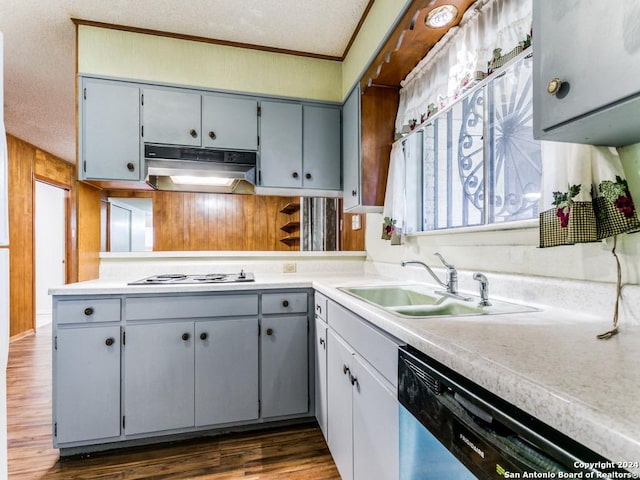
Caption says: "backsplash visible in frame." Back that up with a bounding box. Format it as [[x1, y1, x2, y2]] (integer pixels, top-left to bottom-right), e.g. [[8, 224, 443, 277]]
[[98, 251, 367, 281]]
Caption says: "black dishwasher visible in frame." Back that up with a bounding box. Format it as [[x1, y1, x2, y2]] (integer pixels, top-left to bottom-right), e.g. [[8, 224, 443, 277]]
[[398, 345, 629, 479]]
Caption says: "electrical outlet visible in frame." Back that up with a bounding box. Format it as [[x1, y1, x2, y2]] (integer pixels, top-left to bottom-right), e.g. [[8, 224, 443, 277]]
[[351, 214, 362, 230], [283, 263, 297, 273]]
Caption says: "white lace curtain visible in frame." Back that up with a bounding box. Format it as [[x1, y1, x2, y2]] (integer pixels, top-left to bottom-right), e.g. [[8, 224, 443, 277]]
[[395, 0, 532, 132]]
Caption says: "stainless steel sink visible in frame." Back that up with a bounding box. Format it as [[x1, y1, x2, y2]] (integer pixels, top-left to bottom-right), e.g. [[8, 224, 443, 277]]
[[339, 284, 538, 318], [340, 285, 444, 307]]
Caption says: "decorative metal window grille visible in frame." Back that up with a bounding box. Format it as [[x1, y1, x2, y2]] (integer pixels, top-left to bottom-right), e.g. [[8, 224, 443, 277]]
[[419, 52, 541, 231]]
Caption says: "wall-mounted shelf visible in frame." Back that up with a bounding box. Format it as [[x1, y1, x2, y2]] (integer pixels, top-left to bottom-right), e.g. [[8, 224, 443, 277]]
[[280, 235, 300, 246], [280, 202, 300, 215], [280, 221, 301, 234], [279, 201, 301, 249]]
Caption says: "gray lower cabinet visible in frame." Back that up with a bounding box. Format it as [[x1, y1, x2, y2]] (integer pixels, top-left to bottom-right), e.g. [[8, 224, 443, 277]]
[[324, 299, 401, 480], [327, 329, 355, 480], [81, 78, 140, 181], [314, 316, 328, 441], [261, 314, 309, 418], [195, 318, 259, 426], [55, 326, 121, 444], [351, 354, 399, 480], [53, 290, 311, 451], [124, 322, 196, 435]]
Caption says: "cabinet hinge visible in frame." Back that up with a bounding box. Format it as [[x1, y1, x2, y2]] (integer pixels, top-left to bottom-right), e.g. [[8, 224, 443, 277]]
[[258, 170, 262, 185], [122, 416, 126, 429], [122, 330, 126, 346], [83, 88, 86, 100], [141, 125, 144, 138], [141, 93, 144, 106], [83, 160, 87, 173], [257, 105, 261, 117], [258, 323, 261, 337], [257, 135, 260, 147], [54, 336, 57, 350], [258, 400, 261, 417], [54, 422, 57, 437]]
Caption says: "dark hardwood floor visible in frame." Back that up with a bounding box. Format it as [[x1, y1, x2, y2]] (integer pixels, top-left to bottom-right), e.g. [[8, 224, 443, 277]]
[[7, 325, 340, 479]]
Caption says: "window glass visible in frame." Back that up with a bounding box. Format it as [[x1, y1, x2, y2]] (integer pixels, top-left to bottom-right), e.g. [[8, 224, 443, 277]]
[[487, 54, 541, 223], [419, 52, 540, 232]]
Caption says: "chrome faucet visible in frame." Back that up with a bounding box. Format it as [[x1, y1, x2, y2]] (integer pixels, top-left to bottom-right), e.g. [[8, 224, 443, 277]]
[[473, 272, 491, 306], [401, 253, 469, 300]]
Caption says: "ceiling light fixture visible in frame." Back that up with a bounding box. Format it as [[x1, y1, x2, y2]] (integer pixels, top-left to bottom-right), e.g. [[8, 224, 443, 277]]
[[425, 5, 458, 28]]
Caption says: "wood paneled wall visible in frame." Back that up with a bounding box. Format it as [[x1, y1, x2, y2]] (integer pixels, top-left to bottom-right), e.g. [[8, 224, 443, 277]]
[[6, 134, 76, 338], [77, 182, 103, 280], [342, 213, 366, 251], [107, 191, 365, 252]]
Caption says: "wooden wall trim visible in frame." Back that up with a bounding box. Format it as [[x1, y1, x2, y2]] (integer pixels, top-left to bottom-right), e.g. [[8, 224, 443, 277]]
[[72, 18, 343, 62]]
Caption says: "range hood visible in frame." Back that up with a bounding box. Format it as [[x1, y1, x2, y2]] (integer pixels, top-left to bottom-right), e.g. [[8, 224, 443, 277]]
[[144, 144, 257, 194]]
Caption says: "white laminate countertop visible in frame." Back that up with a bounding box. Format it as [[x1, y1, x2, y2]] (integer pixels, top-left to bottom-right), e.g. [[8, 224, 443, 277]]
[[51, 273, 640, 470]]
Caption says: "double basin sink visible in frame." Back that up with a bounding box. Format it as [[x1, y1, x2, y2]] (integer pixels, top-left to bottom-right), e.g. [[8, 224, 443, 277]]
[[339, 284, 537, 318]]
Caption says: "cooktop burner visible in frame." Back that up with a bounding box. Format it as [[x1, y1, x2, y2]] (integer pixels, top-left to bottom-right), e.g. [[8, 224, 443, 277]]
[[128, 271, 255, 285]]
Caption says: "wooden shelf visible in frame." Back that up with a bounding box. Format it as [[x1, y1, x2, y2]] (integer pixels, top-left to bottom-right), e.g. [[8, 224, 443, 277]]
[[280, 235, 300, 245], [280, 221, 300, 233], [280, 202, 300, 215]]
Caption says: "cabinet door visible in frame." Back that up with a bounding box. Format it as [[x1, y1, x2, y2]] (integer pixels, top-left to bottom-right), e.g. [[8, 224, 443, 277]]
[[342, 86, 361, 211], [314, 317, 328, 441], [143, 88, 201, 146], [352, 356, 399, 480], [82, 79, 140, 180], [195, 318, 259, 426], [259, 101, 303, 188], [303, 105, 341, 190], [261, 315, 308, 418], [55, 326, 121, 444], [533, 3, 640, 145], [327, 330, 355, 480], [124, 322, 195, 435], [202, 95, 258, 150]]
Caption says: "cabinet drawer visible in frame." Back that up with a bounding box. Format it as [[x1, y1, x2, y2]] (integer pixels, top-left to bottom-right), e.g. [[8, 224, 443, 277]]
[[314, 292, 328, 321], [262, 292, 308, 315], [127, 294, 258, 320], [328, 301, 402, 387], [56, 298, 121, 324]]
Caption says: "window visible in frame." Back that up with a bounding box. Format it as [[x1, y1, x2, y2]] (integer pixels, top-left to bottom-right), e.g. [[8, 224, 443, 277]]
[[413, 52, 541, 232]]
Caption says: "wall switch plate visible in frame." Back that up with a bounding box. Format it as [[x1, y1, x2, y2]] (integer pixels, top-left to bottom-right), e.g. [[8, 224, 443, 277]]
[[283, 263, 297, 273], [351, 214, 361, 230]]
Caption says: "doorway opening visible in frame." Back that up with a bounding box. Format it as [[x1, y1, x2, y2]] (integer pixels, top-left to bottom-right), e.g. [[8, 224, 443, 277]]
[[35, 181, 67, 329]]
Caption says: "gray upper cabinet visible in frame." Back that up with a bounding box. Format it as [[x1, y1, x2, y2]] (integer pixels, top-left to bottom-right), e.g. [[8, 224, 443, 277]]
[[533, 2, 640, 146], [81, 78, 140, 181], [342, 85, 361, 210], [259, 101, 303, 188], [143, 88, 202, 146], [303, 105, 341, 190], [202, 95, 258, 150], [259, 101, 342, 192]]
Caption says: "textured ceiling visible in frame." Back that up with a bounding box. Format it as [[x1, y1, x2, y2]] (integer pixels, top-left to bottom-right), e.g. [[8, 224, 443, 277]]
[[0, 0, 371, 164]]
